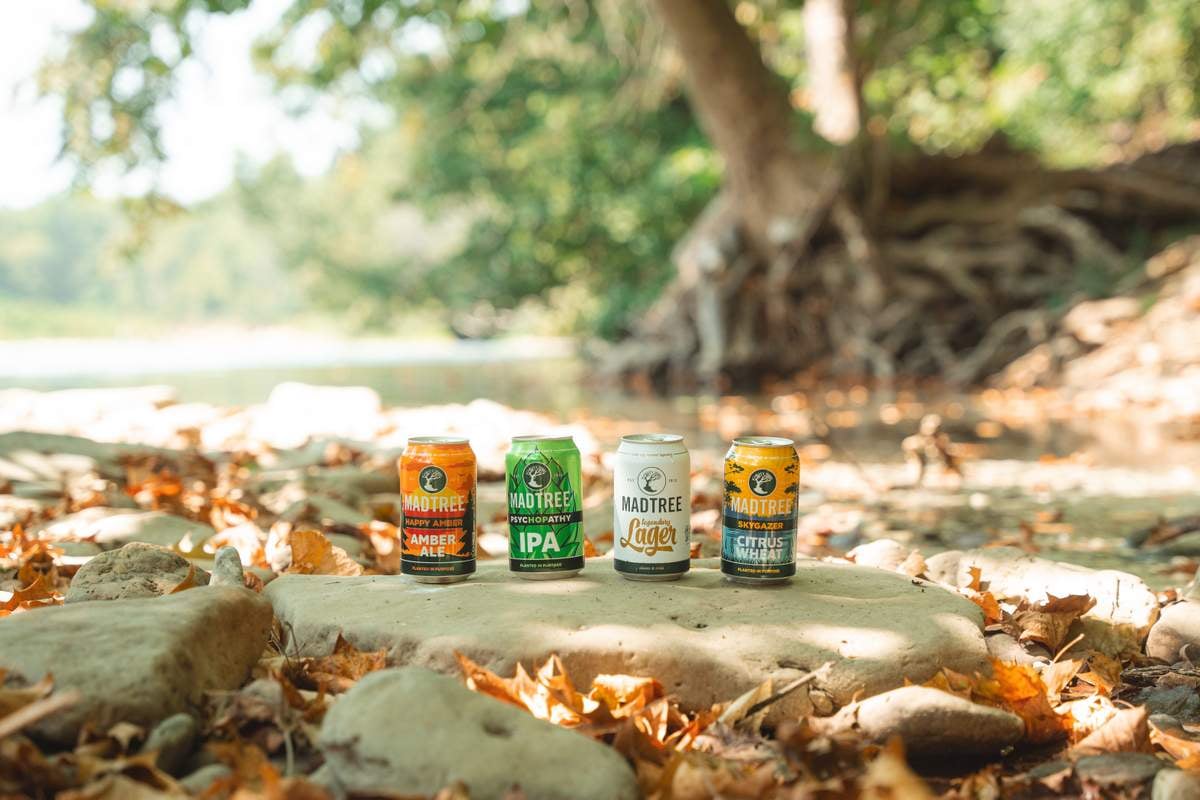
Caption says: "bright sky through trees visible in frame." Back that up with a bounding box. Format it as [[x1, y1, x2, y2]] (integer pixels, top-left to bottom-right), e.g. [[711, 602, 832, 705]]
[[0, 0, 366, 209]]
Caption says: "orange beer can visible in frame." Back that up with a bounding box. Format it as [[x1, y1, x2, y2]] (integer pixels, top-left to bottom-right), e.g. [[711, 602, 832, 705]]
[[399, 436, 477, 583]]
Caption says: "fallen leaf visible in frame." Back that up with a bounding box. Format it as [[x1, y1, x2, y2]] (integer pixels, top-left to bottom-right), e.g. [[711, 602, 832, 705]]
[[284, 529, 362, 576], [0, 575, 63, 616], [287, 635, 387, 694], [166, 564, 198, 594], [858, 738, 934, 799], [56, 774, 185, 799], [1008, 594, 1096, 652], [1071, 705, 1150, 755], [976, 660, 1072, 744], [1149, 715, 1200, 768]]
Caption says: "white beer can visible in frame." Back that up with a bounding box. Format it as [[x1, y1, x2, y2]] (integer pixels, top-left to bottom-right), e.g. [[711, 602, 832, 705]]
[[613, 433, 691, 581]]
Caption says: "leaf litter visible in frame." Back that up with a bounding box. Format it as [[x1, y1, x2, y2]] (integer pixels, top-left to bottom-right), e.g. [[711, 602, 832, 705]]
[[3, 396, 1200, 796]]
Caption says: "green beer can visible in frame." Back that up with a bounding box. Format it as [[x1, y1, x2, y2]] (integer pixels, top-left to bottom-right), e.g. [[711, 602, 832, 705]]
[[507, 434, 584, 579]]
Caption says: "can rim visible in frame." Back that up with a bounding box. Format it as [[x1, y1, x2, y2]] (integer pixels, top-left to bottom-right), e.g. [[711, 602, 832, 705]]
[[407, 435, 470, 445], [620, 433, 684, 444], [732, 435, 795, 447], [511, 434, 575, 442]]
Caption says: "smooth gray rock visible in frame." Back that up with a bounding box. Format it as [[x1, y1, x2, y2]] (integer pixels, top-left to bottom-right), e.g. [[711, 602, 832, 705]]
[[35, 508, 216, 553], [1147, 602, 1200, 662], [267, 559, 990, 720], [319, 667, 639, 800], [1075, 753, 1164, 788], [812, 685, 1025, 755], [1153, 768, 1200, 800], [0, 586, 272, 745], [143, 712, 197, 775], [925, 547, 1158, 655], [984, 632, 1049, 666], [210, 546, 245, 588], [65, 542, 209, 603]]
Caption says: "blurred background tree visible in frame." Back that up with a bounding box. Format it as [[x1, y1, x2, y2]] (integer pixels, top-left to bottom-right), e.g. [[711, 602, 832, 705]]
[[21, 0, 1200, 384]]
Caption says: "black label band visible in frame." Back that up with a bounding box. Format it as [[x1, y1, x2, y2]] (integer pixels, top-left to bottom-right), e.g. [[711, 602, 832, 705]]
[[507, 510, 583, 526], [722, 513, 797, 532], [509, 555, 585, 572], [614, 558, 689, 575], [402, 559, 476, 576], [720, 557, 796, 578]]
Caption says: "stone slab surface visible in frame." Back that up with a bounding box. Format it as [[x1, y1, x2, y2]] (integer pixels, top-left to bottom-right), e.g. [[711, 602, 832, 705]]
[[267, 558, 989, 718], [0, 586, 272, 745], [926, 546, 1159, 655]]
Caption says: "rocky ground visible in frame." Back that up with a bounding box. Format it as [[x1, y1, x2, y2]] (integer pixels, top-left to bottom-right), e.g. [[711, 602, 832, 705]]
[[3, 384, 1200, 798]]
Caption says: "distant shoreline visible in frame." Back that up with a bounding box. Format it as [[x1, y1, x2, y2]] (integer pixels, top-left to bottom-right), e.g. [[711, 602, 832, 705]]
[[0, 331, 577, 379]]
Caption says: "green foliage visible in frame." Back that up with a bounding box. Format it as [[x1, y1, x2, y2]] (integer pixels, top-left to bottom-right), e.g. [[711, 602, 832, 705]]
[[38, 0, 1200, 336], [0, 193, 305, 338]]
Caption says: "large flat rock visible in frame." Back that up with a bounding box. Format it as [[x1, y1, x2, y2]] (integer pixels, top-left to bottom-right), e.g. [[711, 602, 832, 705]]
[[0, 586, 272, 746], [320, 667, 639, 799], [267, 558, 989, 717]]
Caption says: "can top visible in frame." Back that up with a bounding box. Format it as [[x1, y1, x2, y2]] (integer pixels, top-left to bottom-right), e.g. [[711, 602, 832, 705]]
[[732, 435, 795, 448], [511, 434, 575, 442], [620, 433, 683, 445], [407, 435, 469, 445]]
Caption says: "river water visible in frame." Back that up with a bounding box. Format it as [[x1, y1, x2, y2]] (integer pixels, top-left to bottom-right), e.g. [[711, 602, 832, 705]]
[[4, 337, 1199, 585]]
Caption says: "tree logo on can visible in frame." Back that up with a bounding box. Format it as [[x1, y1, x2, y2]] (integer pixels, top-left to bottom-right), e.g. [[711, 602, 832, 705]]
[[419, 465, 447, 493], [522, 462, 552, 491], [748, 469, 776, 496], [637, 466, 666, 495]]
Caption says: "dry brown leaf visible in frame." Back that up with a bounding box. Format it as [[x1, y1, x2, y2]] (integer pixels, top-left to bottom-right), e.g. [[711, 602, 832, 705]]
[[590, 674, 663, 717], [1042, 658, 1083, 698], [922, 667, 975, 700], [1008, 594, 1096, 652], [975, 659, 1072, 744], [0, 688, 81, 741], [0, 673, 53, 719], [583, 537, 599, 557], [167, 564, 198, 594], [1071, 705, 1150, 755], [56, 774, 185, 799], [17, 541, 61, 588], [858, 738, 934, 799], [284, 529, 362, 576], [1076, 651, 1123, 695], [967, 565, 984, 592], [965, 589, 1003, 625], [0, 574, 64, 616], [1150, 716, 1200, 768], [287, 635, 388, 694]]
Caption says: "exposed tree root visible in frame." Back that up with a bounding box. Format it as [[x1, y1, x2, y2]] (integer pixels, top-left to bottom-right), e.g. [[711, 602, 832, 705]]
[[601, 141, 1200, 391]]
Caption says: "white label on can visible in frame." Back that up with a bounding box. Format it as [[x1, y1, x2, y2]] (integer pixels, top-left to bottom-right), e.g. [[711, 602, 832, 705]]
[[613, 448, 691, 575]]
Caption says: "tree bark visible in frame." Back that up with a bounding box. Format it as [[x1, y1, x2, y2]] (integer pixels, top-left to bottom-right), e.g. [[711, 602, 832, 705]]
[[648, 0, 828, 253], [804, 0, 860, 145]]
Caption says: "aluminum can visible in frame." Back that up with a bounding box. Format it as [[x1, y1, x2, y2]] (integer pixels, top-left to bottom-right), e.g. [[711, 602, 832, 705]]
[[507, 435, 584, 579], [400, 436, 477, 583], [613, 433, 691, 581], [721, 436, 799, 584]]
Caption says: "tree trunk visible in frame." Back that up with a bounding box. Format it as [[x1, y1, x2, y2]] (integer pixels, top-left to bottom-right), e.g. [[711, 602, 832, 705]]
[[609, 3, 1200, 392], [648, 0, 827, 253], [804, 0, 860, 145]]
